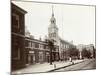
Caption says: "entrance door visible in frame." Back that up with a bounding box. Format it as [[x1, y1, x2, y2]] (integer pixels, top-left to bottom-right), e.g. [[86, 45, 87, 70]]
[[39, 52, 43, 63], [47, 56, 50, 62], [28, 55, 31, 64], [28, 54, 35, 64], [30, 55, 33, 63], [46, 52, 50, 62]]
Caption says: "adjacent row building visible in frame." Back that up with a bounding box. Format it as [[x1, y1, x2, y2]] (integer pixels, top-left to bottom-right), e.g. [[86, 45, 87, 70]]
[[25, 32, 59, 65]]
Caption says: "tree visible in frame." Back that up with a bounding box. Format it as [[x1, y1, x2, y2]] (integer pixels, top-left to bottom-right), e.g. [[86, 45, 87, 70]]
[[68, 47, 80, 59], [93, 46, 96, 58], [81, 48, 91, 59], [45, 39, 54, 65]]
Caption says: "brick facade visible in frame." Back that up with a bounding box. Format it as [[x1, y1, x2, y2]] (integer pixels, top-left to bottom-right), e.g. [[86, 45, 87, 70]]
[[25, 37, 59, 65], [11, 3, 27, 70]]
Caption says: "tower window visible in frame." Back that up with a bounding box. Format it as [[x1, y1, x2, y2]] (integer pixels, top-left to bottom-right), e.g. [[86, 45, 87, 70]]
[[52, 20, 54, 23]]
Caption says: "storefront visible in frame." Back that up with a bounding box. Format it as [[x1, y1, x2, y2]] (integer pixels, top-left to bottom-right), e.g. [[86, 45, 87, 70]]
[[38, 51, 44, 63], [26, 50, 35, 65], [45, 52, 50, 62]]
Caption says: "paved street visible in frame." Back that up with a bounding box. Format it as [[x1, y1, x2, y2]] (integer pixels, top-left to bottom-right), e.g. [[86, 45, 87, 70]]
[[12, 60, 84, 74], [54, 59, 96, 72], [12, 59, 96, 74]]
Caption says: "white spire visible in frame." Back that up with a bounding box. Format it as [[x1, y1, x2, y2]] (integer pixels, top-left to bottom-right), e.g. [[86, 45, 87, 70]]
[[50, 5, 56, 25], [52, 5, 54, 16]]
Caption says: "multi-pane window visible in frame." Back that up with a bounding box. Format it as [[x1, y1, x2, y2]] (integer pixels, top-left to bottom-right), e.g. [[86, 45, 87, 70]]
[[39, 52, 43, 62], [29, 41, 31, 47], [12, 36, 20, 60], [35, 43, 39, 48], [39, 44, 43, 49], [66, 45, 68, 49], [12, 48, 20, 60], [12, 13, 19, 33], [43, 45, 46, 49], [32, 42, 34, 48], [25, 40, 29, 47]]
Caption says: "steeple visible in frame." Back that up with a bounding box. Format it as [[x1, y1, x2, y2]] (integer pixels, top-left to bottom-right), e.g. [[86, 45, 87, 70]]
[[48, 5, 59, 43], [50, 5, 56, 24], [52, 5, 54, 17]]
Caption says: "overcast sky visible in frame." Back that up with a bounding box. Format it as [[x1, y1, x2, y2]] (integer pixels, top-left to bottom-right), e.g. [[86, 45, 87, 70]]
[[12, 1, 95, 45]]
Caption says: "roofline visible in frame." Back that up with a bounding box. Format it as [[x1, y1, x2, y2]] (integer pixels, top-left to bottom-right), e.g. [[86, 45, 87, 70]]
[[25, 36, 59, 47], [60, 38, 75, 45], [25, 36, 46, 43], [11, 2, 27, 14]]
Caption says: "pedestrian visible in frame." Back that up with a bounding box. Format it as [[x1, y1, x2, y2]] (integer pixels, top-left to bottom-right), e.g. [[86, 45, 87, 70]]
[[69, 57, 74, 65], [69, 57, 72, 62], [54, 64, 56, 69]]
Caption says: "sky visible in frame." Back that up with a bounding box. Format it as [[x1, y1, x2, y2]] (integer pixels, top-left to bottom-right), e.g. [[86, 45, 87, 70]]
[[12, 1, 95, 45]]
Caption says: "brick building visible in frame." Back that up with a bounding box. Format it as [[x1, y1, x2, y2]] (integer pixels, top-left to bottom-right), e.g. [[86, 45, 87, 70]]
[[25, 35, 59, 65], [11, 3, 27, 70]]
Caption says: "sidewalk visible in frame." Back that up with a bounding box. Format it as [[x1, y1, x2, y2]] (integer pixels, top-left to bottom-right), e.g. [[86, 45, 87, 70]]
[[12, 59, 85, 74]]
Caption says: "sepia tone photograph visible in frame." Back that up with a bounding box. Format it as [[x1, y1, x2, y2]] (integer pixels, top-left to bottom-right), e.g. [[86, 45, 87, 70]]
[[11, 0, 96, 74]]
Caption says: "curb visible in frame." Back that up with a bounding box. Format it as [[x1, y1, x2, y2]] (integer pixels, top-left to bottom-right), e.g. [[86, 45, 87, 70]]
[[47, 60, 85, 72]]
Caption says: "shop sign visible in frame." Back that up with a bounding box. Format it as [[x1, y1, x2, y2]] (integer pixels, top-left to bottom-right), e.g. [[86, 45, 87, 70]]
[[29, 51, 34, 53]]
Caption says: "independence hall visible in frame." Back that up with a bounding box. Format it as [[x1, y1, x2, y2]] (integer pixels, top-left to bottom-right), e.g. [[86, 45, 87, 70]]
[[11, 3, 75, 70]]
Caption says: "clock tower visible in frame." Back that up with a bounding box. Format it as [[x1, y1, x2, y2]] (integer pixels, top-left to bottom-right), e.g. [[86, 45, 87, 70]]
[[48, 6, 59, 45]]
